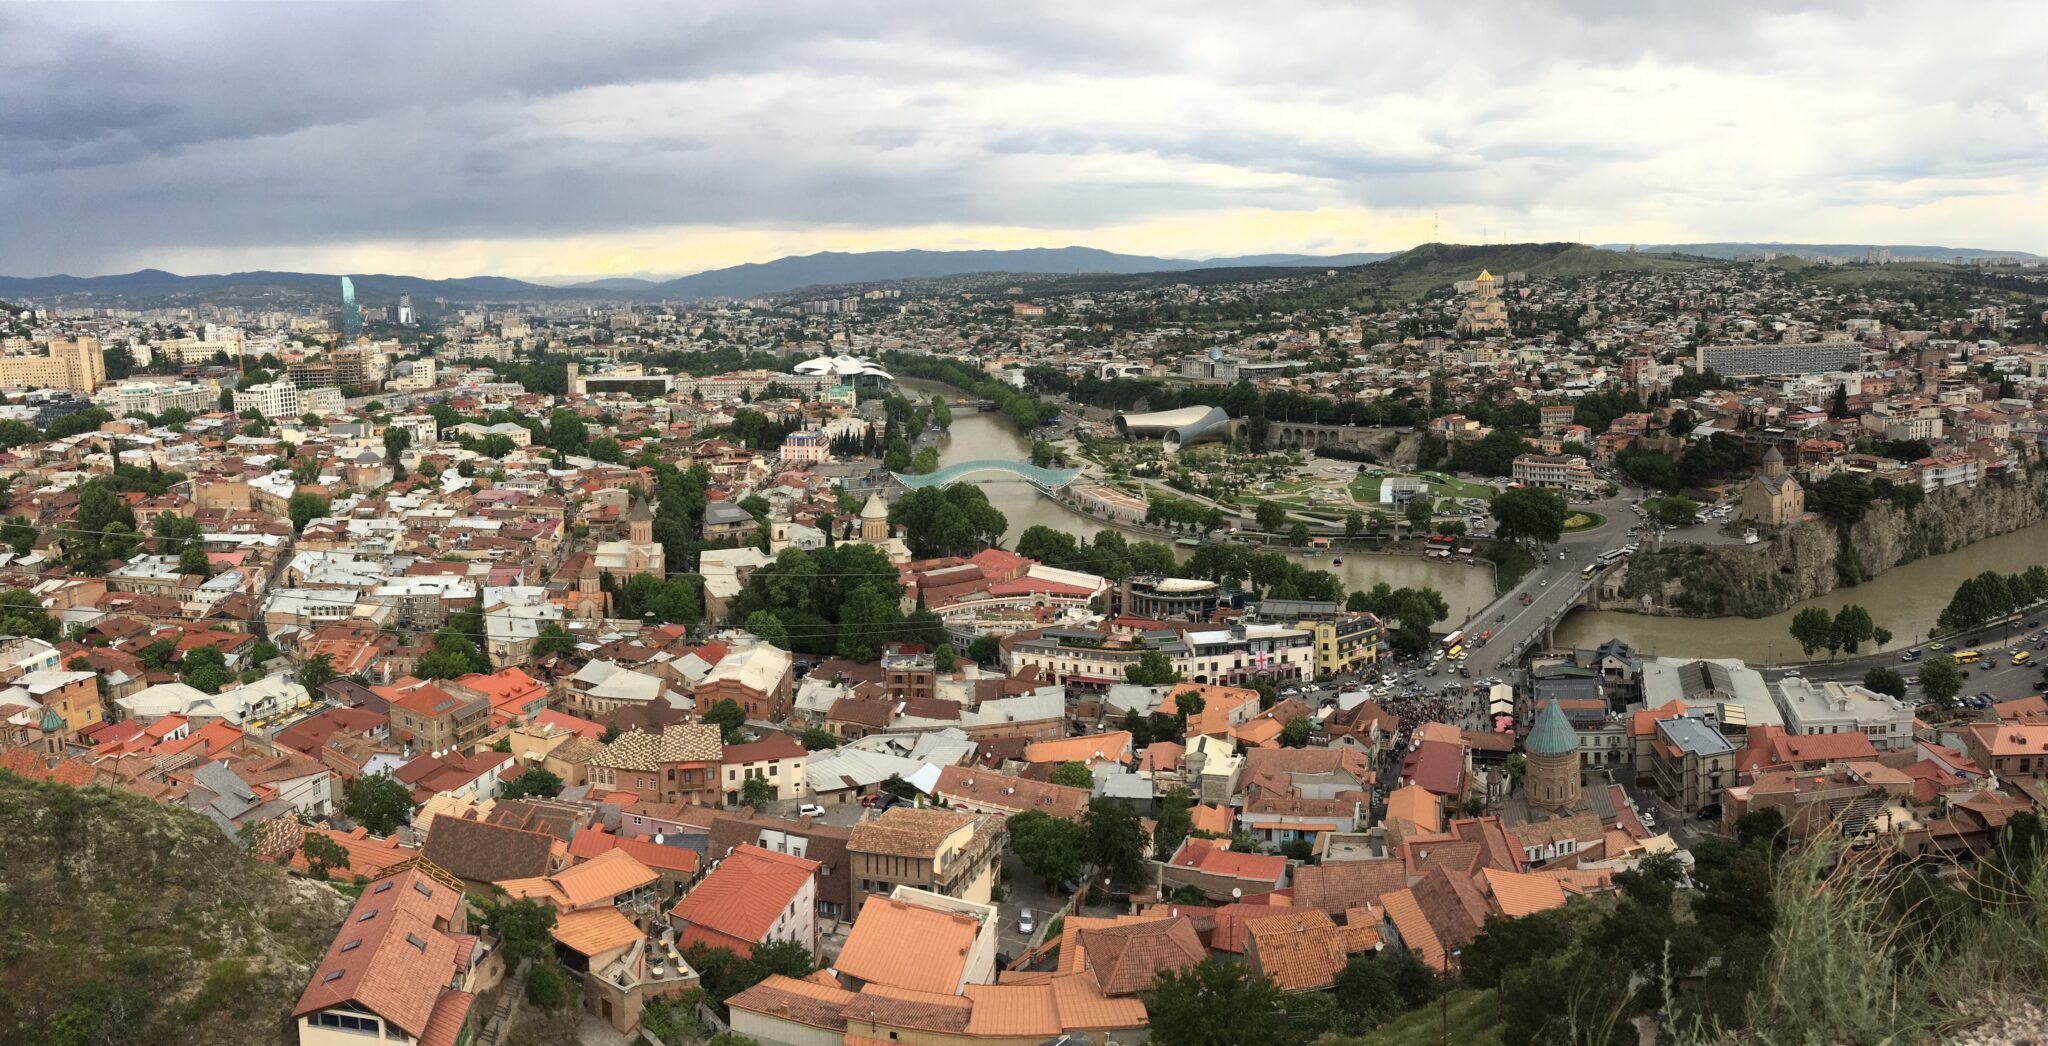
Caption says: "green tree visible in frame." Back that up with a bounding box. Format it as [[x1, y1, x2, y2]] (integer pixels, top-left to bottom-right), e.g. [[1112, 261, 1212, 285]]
[[1254, 501, 1287, 533], [300, 832, 351, 881], [502, 768, 564, 801], [0, 588, 60, 642], [1344, 511, 1364, 541], [1049, 762, 1095, 790], [1404, 497, 1432, 534], [1287, 521, 1310, 546], [177, 544, 211, 577], [1007, 810, 1087, 889], [1280, 717, 1314, 748], [1147, 960, 1290, 1046], [286, 492, 330, 534], [1918, 654, 1963, 711], [701, 698, 748, 743], [1083, 797, 1151, 887], [531, 622, 578, 660], [0, 516, 36, 556], [1861, 666, 1908, 700], [1153, 787, 1193, 860], [1641, 494, 1701, 526], [969, 634, 1002, 665], [342, 773, 415, 835], [297, 652, 338, 691], [1490, 487, 1567, 544], [744, 610, 790, 648], [741, 777, 774, 807], [800, 727, 839, 751], [835, 583, 903, 662], [1124, 649, 1180, 686], [1830, 604, 1877, 656], [1788, 606, 1834, 658], [546, 408, 588, 454], [1031, 440, 1057, 468], [179, 645, 233, 694]]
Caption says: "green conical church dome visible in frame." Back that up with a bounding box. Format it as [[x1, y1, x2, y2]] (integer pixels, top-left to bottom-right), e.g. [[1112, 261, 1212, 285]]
[[1527, 699, 1577, 756]]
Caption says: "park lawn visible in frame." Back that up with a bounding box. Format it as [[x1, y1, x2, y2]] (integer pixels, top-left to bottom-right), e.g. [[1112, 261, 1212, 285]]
[[1420, 472, 1499, 500], [1563, 511, 1605, 532], [1346, 990, 1503, 1046]]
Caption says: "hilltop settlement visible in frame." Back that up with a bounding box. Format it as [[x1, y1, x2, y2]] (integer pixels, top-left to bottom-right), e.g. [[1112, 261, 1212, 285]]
[[4, 245, 2048, 1044]]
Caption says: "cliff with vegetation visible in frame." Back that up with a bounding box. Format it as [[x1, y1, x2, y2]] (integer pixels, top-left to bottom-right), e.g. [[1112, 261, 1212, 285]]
[[1617, 470, 2048, 618], [0, 773, 349, 1045]]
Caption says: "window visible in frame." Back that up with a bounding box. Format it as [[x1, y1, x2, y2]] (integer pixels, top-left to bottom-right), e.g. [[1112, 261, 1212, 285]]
[[313, 1012, 380, 1035], [357, 909, 379, 922], [340, 939, 361, 953], [373, 880, 395, 895], [322, 969, 345, 983]]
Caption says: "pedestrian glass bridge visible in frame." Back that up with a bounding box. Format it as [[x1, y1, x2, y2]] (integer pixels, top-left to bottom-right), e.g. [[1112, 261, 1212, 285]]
[[894, 459, 1082, 491]]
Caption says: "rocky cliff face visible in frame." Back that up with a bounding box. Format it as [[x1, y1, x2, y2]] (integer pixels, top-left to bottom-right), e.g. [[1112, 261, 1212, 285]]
[[1617, 472, 2048, 617], [0, 774, 350, 1045]]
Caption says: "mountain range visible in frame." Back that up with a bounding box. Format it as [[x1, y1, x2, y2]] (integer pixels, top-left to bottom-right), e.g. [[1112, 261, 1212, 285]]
[[1595, 242, 2041, 260], [0, 246, 1392, 304], [1, 240, 2029, 305]]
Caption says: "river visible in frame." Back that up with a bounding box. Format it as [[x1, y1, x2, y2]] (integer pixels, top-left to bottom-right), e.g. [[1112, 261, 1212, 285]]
[[1554, 520, 2048, 661], [899, 379, 1498, 621]]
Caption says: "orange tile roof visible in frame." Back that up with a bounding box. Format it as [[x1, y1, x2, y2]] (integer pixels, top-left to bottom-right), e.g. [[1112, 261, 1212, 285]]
[[550, 906, 643, 957], [1053, 913, 1166, 975], [1384, 784, 1442, 833], [1231, 717, 1286, 748], [1480, 868, 1568, 918], [1379, 887, 1445, 970], [728, 974, 856, 1032], [567, 826, 700, 876], [835, 895, 981, 994], [1160, 683, 1259, 739], [670, 844, 818, 956], [1168, 838, 1288, 882], [1024, 731, 1132, 767], [1340, 907, 1382, 953], [1245, 910, 1346, 991], [418, 990, 474, 1046], [501, 847, 656, 910], [293, 868, 466, 1038], [1189, 802, 1231, 837]]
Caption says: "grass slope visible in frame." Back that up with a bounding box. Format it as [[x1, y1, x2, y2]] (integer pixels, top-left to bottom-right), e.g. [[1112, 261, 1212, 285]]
[[1358, 242, 1704, 300], [1333, 989, 1504, 1046], [0, 772, 350, 1045]]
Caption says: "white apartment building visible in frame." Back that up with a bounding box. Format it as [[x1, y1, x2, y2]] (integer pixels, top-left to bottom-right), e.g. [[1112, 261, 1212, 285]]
[[1511, 453, 1600, 494], [233, 378, 301, 420], [97, 380, 219, 417], [1915, 454, 1981, 492], [1771, 677, 1916, 752]]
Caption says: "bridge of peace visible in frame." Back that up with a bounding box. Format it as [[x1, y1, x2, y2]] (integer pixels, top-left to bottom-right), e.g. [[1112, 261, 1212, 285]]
[[893, 460, 1083, 491]]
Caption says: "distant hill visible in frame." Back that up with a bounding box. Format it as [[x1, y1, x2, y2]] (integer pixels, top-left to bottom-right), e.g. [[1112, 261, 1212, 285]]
[[642, 246, 1395, 299], [564, 276, 664, 291], [0, 268, 582, 303], [0, 772, 349, 1044], [1354, 242, 1703, 298], [1598, 242, 2042, 261], [0, 247, 1394, 303]]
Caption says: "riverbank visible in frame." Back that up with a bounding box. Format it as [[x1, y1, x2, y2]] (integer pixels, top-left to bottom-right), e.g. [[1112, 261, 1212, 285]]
[[899, 378, 1498, 619], [1556, 517, 2048, 660]]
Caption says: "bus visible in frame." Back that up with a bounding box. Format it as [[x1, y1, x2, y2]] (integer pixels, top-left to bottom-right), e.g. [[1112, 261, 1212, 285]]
[[1581, 564, 1598, 580], [2014, 651, 2032, 667], [1441, 630, 1465, 650], [1953, 650, 1981, 664]]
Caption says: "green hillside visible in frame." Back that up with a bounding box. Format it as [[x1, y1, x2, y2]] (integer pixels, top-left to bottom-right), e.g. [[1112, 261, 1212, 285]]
[[0, 772, 349, 1045], [1354, 242, 1706, 300]]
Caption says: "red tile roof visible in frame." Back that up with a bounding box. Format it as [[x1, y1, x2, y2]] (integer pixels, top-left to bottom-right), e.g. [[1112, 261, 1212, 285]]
[[670, 844, 817, 957], [293, 868, 466, 1038]]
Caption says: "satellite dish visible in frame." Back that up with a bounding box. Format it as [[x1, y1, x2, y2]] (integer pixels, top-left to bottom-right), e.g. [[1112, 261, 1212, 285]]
[[653, 833, 665, 846], [1231, 888, 1242, 899]]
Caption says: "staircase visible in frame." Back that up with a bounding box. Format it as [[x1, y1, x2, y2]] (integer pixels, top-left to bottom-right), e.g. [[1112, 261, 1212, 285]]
[[476, 962, 529, 1046]]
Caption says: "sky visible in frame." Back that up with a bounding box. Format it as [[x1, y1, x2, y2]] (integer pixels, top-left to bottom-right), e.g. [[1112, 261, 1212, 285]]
[[4, 1, 2045, 281]]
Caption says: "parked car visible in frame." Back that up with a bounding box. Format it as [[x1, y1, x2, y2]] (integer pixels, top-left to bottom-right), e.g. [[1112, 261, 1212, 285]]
[[1695, 803, 1723, 822], [1018, 909, 1035, 935], [798, 803, 827, 818]]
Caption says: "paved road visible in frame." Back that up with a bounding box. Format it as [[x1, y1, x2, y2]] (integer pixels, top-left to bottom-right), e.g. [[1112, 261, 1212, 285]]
[[1452, 488, 1645, 679]]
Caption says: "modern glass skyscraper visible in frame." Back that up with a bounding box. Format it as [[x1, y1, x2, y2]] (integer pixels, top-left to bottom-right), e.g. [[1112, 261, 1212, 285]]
[[340, 276, 361, 336]]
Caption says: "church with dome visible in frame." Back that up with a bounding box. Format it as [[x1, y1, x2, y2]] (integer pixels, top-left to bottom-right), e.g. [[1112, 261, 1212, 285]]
[[1456, 269, 1511, 336]]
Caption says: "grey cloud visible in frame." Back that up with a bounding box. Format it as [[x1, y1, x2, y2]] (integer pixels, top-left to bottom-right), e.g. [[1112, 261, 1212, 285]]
[[0, 0, 2042, 273]]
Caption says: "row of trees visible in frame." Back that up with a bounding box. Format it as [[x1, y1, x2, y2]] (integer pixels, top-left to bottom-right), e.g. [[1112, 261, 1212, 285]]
[[1006, 797, 1156, 892], [1490, 487, 1567, 543], [1936, 567, 2048, 633], [1013, 525, 1179, 582], [1787, 603, 1892, 659]]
